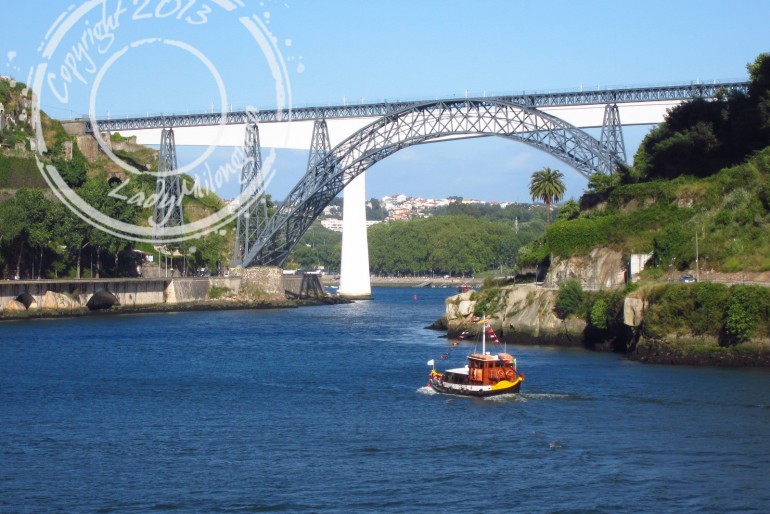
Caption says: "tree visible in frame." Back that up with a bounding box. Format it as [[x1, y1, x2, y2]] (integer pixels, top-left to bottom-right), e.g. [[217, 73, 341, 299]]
[[529, 167, 566, 224]]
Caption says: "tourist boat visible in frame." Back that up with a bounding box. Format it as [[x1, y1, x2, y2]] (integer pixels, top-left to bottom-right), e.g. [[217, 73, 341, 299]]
[[427, 318, 523, 397], [458, 283, 473, 293]]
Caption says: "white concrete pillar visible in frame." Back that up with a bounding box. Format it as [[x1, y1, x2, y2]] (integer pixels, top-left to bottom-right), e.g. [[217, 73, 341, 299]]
[[338, 171, 372, 299]]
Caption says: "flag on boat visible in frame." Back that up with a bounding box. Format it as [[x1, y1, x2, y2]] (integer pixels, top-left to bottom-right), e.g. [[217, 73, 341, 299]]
[[426, 359, 435, 366]]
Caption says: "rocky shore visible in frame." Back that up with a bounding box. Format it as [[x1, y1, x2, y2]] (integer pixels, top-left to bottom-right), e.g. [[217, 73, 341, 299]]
[[431, 283, 770, 367]]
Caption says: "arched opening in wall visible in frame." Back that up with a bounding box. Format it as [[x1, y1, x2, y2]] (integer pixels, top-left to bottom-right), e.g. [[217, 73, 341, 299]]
[[107, 175, 122, 187], [86, 289, 119, 310], [15, 292, 35, 310]]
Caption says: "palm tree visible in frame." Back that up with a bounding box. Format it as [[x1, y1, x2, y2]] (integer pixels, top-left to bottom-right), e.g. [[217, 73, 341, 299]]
[[529, 167, 566, 224]]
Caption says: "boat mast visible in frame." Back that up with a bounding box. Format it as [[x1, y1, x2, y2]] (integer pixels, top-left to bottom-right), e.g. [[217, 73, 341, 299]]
[[482, 313, 486, 355]]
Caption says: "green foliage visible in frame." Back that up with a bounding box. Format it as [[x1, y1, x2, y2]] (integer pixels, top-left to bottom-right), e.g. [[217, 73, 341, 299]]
[[367, 214, 539, 276], [555, 199, 580, 221], [586, 171, 620, 194], [0, 78, 11, 104], [471, 287, 502, 317], [724, 285, 769, 344], [110, 132, 131, 142], [529, 166, 566, 224], [431, 200, 546, 225], [185, 230, 231, 274], [633, 53, 770, 182], [288, 221, 342, 271], [516, 239, 550, 268], [589, 298, 609, 330], [639, 283, 770, 344], [0, 155, 48, 188], [555, 279, 584, 319], [366, 197, 388, 221], [545, 218, 606, 258], [208, 285, 230, 300], [52, 150, 88, 188]]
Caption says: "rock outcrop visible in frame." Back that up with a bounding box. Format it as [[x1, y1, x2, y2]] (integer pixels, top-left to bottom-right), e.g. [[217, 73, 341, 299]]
[[40, 291, 81, 310], [544, 248, 627, 289], [623, 292, 646, 327], [3, 299, 27, 312], [443, 284, 587, 345]]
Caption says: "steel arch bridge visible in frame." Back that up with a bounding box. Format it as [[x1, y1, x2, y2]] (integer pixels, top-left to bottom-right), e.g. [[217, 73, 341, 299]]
[[241, 98, 622, 267]]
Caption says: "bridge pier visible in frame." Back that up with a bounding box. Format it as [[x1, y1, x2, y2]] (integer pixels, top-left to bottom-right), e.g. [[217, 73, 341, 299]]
[[233, 122, 268, 266], [600, 103, 627, 165], [153, 127, 184, 236], [338, 171, 372, 299]]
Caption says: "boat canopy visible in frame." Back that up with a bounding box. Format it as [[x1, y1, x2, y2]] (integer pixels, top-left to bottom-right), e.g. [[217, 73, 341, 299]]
[[469, 353, 501, 361]]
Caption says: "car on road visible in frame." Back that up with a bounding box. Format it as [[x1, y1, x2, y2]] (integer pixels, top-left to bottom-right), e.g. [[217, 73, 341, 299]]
[[679, 274, 696, 283]]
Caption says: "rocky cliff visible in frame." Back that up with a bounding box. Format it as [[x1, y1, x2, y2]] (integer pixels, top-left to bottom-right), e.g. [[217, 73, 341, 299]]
[[544, 247, 627, 289], [437, 248, 630, 345], [440, 284, 587, 346], [434, 265, 770, 366]]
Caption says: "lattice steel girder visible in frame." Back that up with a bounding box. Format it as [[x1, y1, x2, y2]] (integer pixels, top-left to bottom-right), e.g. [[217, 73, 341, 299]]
[[242, 98, 618, 267], [600, 103, 627, 165], [87, 81, 749, 132], [153, 127, 184, 238], [232, 122, 268, 266]]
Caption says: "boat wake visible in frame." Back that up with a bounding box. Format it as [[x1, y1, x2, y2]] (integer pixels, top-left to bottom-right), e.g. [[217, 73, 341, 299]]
[[517, 392, 589, 402], [416, 386, 438, 395]]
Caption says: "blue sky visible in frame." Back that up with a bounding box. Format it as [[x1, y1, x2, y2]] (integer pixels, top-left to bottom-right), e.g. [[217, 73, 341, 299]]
[[2, 0, 768, 203]]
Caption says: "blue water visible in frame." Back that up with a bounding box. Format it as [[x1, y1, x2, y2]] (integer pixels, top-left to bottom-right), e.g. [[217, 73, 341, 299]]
[[2, 288, 770, 513]]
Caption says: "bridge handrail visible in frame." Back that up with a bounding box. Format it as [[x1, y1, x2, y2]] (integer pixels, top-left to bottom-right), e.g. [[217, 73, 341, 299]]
[[84, 80, 749, 132]]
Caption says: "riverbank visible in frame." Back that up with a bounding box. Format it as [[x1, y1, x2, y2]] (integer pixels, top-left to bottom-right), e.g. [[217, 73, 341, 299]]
[[323, 275, 483, 288], [0, 295, 350, 322]]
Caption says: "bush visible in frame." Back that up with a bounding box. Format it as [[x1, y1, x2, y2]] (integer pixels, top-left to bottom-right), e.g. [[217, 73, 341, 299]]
[[208, 285, 230, 300], [516, 239, 550, 268], [724, 285, 769, 343], [546, 218, 606, 258], [590, 298, 609, 330], [555, 279, 584, 319]]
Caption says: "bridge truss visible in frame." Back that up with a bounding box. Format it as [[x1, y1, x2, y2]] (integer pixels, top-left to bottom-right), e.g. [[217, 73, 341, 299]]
[[86, 81, 748, 268], [239, 98, 622, 267]]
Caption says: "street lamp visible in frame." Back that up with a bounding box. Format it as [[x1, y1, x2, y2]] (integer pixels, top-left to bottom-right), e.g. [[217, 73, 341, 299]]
[[695, 231, 699, 283]]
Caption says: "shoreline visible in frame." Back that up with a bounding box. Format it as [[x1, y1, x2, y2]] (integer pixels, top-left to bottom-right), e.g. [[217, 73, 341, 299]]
[[0, 296, 350, 322], [323, 276, 483, 288]]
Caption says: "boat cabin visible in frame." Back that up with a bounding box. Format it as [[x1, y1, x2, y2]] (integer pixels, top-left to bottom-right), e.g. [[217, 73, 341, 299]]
[[467, 353, 516, 385]]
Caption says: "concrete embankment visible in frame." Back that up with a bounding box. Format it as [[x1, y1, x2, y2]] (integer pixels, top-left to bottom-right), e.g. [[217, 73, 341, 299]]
[[0, 267, 334, 319]]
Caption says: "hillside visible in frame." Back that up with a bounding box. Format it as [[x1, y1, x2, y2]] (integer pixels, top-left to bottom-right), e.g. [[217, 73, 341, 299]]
[[466, 52, 770, 365], [0, 77, 233, 280], [519, 52, 770, 278]]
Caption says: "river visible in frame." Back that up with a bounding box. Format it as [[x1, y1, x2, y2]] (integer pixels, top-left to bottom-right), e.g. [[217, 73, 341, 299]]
[[1, 287, 769, 512]]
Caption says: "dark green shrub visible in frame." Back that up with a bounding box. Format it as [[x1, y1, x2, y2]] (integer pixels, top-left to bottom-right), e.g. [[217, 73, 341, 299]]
[[724, 285, 769, 343], [555, 279, 584, 319], [545, 218, 605, 258], [590, 298, 609, 329]]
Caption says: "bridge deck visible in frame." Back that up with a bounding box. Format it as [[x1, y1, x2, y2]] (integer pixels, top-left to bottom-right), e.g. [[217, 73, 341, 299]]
[[85, 81, 748, 132]]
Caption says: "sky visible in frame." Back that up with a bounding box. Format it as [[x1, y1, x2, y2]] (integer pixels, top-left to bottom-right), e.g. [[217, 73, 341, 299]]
[[2, 0, 768, 204]]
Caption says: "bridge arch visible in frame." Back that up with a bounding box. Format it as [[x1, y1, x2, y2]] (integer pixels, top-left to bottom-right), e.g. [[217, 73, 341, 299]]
[[244, 98, 620, 266]]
